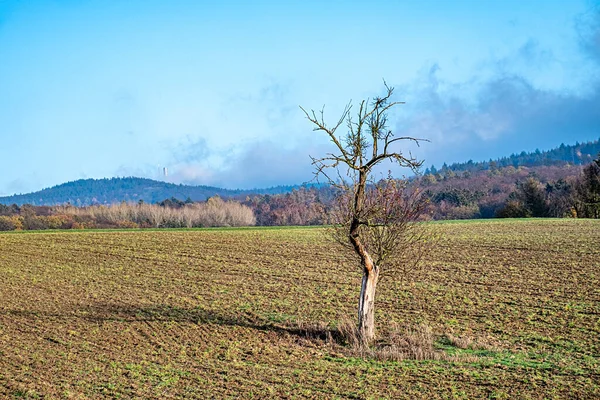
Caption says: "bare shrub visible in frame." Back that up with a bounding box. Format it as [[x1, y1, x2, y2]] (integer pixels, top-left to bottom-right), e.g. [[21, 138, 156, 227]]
[[55, 199, 256, 229], [344, 323, 451, 361], [329, 318, 443, 360], [293, 317, 488, 363]]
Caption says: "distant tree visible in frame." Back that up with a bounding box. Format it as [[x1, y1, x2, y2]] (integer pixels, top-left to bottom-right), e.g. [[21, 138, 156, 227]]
[[0, 216, 17, 231], [496, 199, 529, 218], [301, 83, 430, 344], [421, 174, 437, 185], [0, 204, 19, 216], [20, 204, 50, 230], [427, 138, 600, 174], [574, 154, 600, 218], [516, 177, 549, 217], [444, 169, 456, 179], [159, 197, 186, 209], [546, 179, 575, 218], [244, 187, 329, 226], [495, 177, 548, 218]]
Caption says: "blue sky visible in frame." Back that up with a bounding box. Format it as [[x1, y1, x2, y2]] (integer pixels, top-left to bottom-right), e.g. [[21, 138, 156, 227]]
[[0, 0, 599, 195]]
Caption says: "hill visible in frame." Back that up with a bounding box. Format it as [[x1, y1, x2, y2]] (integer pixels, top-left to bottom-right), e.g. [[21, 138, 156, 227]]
[[0, 177, 297, 206], [425, 137, 600, 174], [2, 138, 598, 209]]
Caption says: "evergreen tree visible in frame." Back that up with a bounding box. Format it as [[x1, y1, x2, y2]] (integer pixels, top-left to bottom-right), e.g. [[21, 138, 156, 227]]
[[574, 154, 600, 218], [516, 177, 549, 217]]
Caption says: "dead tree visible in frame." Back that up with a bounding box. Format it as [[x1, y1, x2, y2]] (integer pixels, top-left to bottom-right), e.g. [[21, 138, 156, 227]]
[[301, 83, 428, 344]]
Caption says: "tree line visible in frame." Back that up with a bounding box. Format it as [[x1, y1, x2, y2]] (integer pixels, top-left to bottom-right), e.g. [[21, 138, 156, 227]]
[[425, 138, 600, 175], [0, 154, 598, 231], [421, 155, 600, 219]]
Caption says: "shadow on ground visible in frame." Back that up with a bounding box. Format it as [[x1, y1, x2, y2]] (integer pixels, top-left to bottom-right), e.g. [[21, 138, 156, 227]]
[[4, 302, 339, 343]]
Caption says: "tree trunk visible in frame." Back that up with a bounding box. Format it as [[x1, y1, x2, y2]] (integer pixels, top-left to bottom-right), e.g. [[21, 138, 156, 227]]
[[358, 264, 379, 344], [349, 169, 381, 344]]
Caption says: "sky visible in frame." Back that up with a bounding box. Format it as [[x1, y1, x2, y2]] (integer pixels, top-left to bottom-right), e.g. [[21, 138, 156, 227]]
[[0, 0, 599, 195]]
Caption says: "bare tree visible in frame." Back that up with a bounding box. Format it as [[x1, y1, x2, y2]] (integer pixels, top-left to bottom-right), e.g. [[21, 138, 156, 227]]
[[301, 83, 428, 344]]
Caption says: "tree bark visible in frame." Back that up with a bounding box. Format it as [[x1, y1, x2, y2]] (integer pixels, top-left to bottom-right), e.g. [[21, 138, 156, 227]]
[[358, 264, 379, 344], [350, 169, 380, 344]]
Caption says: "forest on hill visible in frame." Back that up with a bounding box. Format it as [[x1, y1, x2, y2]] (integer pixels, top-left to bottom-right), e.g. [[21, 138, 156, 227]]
[[0, 139, 598, 230], [426, 138, 600, 175], [1, 139, 597, 209], [0, 177, 298, 206], [242, 139, 600, 224], [241, 160, 599, 225]]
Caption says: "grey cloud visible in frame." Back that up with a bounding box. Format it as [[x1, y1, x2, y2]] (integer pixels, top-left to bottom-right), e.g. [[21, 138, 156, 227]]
[[397, 33, 600, 167], [168, 141, 326, 190], [166, 163, 215, 186], [400, 7, 600, 168], [210, 141, 326, 189], [166, 130, 325, 189], [163, 79, 318, 189], [162, 10, 600, 189]]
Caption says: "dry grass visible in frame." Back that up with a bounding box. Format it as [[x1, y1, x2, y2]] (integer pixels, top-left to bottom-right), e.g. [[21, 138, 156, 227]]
[[336, 319, 466, 362], [295, 317, 490, 362], [377, 323, 444, 361], [56, 197, 256, 228]]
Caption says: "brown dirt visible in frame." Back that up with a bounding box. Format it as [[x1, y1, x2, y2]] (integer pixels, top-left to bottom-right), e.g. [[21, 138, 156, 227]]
[[0, 220, 599, 398]]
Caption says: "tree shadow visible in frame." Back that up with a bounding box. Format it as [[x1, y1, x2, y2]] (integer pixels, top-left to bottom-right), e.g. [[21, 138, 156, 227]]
[[5, 305, 489, 361], [4, 302, 340, 343]]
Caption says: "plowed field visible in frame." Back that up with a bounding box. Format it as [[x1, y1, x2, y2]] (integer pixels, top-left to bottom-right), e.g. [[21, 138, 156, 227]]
[[1, 220, 599, 399]]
